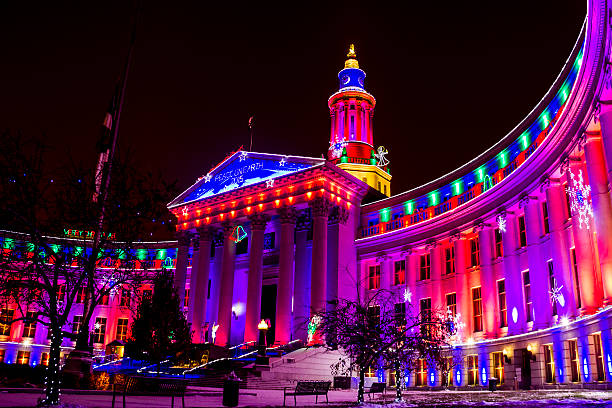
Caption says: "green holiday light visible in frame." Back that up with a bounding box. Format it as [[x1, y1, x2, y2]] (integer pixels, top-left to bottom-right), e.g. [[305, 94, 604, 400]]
[[380, 208, 391, 223], [429, 192, 439, 207], [453, 180, 463, 196], [520, 132, 530, 151], [541, 112, 550, 129], [476, 167, 485, 183], [498, 151, 508, 169], [137, 248, 148, 261], [404, 201, 415, 215], [156, 248, 167, 260]]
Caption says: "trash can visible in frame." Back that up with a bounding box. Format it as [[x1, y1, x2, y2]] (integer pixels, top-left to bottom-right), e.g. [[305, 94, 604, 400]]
[[223, 379, 240, 407], [488, 377, 498, 391]]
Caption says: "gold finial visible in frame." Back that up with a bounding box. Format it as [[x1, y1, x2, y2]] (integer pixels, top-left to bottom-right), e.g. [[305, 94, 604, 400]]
[[347, 44, 356, 58], [344, 43, 359, 69]]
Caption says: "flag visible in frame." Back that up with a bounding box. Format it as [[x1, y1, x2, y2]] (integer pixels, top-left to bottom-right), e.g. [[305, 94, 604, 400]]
[[93, 87, 119, 202], [248, 116, 254, 129]]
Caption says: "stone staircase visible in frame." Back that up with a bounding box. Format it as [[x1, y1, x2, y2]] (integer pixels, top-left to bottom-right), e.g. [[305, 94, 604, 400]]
[[257, 346, 348, 382]]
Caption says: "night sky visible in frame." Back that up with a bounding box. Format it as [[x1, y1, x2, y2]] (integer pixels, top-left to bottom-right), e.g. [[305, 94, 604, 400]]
[[0, 1, 585, 197]]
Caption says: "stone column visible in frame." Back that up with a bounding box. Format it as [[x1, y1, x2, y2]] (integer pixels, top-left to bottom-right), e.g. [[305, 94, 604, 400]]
[[209, 234, 224, 330], [310, 198, 331, 315], [500, 212, 527, 334], [174, 232, 192, 313], [521, 196, 552, 328], [186, 238, 199, 325], [191, 227, 213, 343], [567, 158, 603, 314], [452, 234, 472, 336], [292, 214, 311, 341], [216, 222, 237, 347], [328, 207, 348, 309], [476, 224, 497, 338], [276, 207, 298, 344], [584, 127, 612, 303], [429, 242, 443, 313], [243, 214, 269, 344], [544, 179, 577, 317]]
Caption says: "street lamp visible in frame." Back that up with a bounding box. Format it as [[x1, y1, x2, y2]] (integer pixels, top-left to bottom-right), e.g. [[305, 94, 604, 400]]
[[256, 319, 270, 365]]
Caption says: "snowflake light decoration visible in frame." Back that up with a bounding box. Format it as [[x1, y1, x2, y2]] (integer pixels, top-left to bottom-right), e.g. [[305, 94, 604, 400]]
[[403, 287, 412, 304], [375, 146, 389, 168], [204, 173, 212, 183], [496, 214, 506, 233], [566, 169, 594, 229], [182, 206, 188, 217], [549, 279, 565, 308], [266, 179, 275, 188], [239, 151, 248, 162], [328, 136, 347, 159]]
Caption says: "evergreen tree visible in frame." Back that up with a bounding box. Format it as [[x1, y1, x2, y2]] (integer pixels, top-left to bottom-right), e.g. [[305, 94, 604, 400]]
[[127, 270, 192, 373]]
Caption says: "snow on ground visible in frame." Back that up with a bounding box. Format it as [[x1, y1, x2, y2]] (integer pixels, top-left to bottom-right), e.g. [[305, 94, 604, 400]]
[[0, 388, 611, 407]]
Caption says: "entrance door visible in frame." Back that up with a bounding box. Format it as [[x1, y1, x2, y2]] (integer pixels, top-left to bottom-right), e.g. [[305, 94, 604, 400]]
[[261, 284, 277, 345]]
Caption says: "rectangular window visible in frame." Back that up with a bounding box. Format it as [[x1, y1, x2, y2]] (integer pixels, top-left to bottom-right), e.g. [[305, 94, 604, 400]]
[[263, 232, 275, 250], [467, 355, 479, 386], [394, 302, 406, 329], [571, 248, 581, 309], [0, 349, 4, 363], [542, 202, 550, 234], [470, 238, 480, 268], [492, 351, 505, 384], [367, 306, 380, 327], [394, 260, 406, 285], [548, 261, 557, 316], [93, 317, 107, 344], [365, 366, 377, 378], [142, 289, 153, 300], [57, 284, 66, 303], [22, 311, 37, 338], [0, 309, 14, 336], [441, 357, 453, 387], [100, 293, 109, 306], [569, 339, 580, 382], [565, 186, 572, 218], [368, 265, 381, 290], [419, 254, 430, 280], [116, 318, 129, 341], [472, 287, 482, 332], [594, 333, 605, 381], [415, 359, 427, 386], [76, 287, 86, 304], [207, 280, 212, 299], [445, 246, 455, 275], [544, 344, 556, 384], [72, 315, 83, 336], [420, 298, 432, 337], [494, 228, 503, 258], [446, 293, 457, 318], [518, 216, 527, 247], [40, 352, 49, 366], [523, 271, 532, 322], [120, 288, 131, 307], [497, 280, 507, 328], [184, 289, 190, 308], [16, 350, 30, 365]]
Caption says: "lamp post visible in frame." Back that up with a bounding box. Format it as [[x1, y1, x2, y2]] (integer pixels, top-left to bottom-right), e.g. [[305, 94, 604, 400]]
[[256, 319, 270, 365]]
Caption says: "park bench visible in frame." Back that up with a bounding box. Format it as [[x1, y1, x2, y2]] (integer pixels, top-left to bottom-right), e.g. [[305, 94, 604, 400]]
[[283, 380, 331, 406], [366, 382, 386, 400], [111, 376, 188, 408]]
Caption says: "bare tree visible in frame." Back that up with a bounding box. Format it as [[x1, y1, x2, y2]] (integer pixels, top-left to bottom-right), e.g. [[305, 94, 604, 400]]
[[313, 286, 456, 403], [0, 132, 175, 405]]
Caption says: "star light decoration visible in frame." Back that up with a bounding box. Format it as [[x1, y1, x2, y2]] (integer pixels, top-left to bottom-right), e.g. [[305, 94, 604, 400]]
[[549, 279, 565, 307], [496, 214, 506, 233], [375, 146, 390, 168], [403, 287, 412, 304], [566, 169, 594, 229], [266, 179, 275, 188], [204, 173, 212, 183], [328, 135, 348, 159], [279, 157, 287, 167], [239, 151, 248, 162]]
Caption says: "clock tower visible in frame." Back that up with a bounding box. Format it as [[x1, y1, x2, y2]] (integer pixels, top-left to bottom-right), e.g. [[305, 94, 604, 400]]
[[328, 44, 391, 197]]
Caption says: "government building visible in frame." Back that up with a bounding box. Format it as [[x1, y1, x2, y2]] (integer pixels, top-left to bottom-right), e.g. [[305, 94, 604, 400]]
[[3, 0, 612, 390]]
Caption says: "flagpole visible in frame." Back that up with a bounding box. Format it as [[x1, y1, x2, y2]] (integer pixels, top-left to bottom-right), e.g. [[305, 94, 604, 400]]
[[249, 116, 254, 151], [76, 3, 140, 352]]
